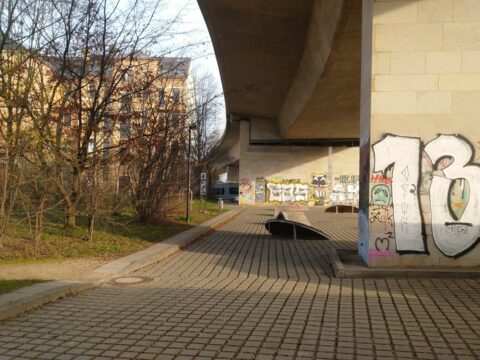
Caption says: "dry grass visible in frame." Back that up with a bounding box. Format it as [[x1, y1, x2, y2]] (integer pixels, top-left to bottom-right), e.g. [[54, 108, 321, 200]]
[[0, 200, 227, 262]]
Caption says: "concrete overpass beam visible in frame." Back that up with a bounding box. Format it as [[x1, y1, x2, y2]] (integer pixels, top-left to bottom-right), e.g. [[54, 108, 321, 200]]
[[278, 0, 362, 139], [360, 0, 480, 267], [278, 0, 343, 136]]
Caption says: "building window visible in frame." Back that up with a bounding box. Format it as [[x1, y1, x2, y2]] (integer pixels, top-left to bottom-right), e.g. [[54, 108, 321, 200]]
[[102, 166, 109, 182], [87, 137, 95, 154], [172, 88, 180, 103], [103, 117, 112, 132], [123, 69, 134, 83], [118, 175, 131, 192], [103, 137, 110, 156], [88, 83, 96, 102], [159, 113, 166, 130], [63, 113, 71, 127], [171, 113, 180, 126], [159, 88, 165, 107], [120, 120, 131, 140], [120, 95, 131, 113], [143, 88, 151, 100], [142, 114, 149, 126]]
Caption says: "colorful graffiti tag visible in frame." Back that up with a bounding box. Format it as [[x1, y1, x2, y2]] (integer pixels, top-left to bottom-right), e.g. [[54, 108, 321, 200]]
[[310, 174, 330, 205], [369, 134, 480, 259], [255, 178, 267, 203], [238, 174, 360, 206], [266, 179, 309, 203], [239, 178, 255, 205], [331, 175, 359, 203]]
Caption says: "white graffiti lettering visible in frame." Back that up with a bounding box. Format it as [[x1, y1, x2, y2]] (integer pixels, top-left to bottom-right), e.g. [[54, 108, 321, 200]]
[[294, 184, 309, 202], [372, 136, 425, 253], [267, 183, 282, 202], [425, 135, 480, 257]]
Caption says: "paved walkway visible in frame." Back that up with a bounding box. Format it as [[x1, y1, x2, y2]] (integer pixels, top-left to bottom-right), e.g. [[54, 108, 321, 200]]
[[0, 208, 479, 359]]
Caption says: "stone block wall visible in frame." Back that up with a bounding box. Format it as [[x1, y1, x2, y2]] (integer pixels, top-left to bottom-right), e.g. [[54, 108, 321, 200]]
[[360, 0, 480, 267]]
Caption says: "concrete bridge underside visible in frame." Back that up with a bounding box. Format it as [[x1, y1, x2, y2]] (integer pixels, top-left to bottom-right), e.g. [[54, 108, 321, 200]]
[[201, 0, 480, 268], [199, 0, 361, 150]]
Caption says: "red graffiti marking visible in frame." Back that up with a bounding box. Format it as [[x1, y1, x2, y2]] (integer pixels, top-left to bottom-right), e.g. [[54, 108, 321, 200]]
[[370, 175, 392, 185]]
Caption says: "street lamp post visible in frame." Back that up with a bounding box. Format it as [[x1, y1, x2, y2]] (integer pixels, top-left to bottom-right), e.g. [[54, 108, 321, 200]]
[[186, 123, 197, 224]]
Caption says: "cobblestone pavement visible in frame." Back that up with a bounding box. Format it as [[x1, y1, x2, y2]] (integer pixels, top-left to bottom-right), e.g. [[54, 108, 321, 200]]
[[0, 208, 479, 359]]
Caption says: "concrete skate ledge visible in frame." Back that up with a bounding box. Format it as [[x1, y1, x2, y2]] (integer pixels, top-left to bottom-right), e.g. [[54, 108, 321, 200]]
[[0, 281, 96, 322], [330, 249, 480, 279], [94, 208, 243, 279]]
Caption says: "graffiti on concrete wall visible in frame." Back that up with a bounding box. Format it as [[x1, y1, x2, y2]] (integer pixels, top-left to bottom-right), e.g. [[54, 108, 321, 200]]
[[370, 134, 480, 259], [425, 135, 480, 257], [239, 178, 255, 205], [368, 172, 395, 258], [372, 136, 425, 253], [266, 179, 309, 203], [255, 178, 266, 203], [239, 173, 360, 206], [330, 175, 359, 204], [311, 174, 330, 205]]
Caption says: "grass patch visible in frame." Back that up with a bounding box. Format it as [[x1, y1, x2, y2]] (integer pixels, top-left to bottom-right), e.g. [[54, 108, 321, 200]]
[[0, 199, 229, 262], [0, 280, 47, 295], [175, 198, 229, 224]]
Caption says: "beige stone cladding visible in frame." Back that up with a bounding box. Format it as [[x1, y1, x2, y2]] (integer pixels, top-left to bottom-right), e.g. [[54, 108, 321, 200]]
[[361, 0, 480, 267]]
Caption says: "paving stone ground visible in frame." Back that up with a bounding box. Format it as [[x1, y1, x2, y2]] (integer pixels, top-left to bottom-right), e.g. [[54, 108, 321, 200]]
[[0, 208, 479, 359]]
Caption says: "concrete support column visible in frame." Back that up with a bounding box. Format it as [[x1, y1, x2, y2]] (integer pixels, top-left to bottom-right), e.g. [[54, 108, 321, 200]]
[[360, 0, 480, 267]]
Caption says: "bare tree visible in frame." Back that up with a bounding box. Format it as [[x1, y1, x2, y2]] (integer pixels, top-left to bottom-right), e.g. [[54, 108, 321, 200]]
[[191, 70, 223, 194], [0, 0, 52, 246], [26, 0, 178, 231], [0, 0, 222, 248], [128, 64, 193, 222]]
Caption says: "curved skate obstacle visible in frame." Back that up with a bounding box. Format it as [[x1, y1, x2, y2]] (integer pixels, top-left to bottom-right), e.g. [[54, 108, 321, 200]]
[[265, 208, 329, 240]]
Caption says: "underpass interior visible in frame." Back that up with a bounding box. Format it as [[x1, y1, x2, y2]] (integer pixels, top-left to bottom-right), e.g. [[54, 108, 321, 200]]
[[202, 0, 364, 246]]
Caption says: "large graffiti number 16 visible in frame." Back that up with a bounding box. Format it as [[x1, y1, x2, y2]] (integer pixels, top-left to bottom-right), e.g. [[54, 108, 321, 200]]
[[373, 134, 480, 257]]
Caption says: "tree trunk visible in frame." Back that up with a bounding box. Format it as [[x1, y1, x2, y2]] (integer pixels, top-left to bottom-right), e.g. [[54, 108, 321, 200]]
[[64, 166, 81, 227], [88, 214, 95, 242], [65, 205, 76, 227]]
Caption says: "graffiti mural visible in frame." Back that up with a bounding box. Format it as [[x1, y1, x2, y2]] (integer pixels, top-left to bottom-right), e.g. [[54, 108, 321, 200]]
[[330, 175, 359, 204], [312, 174, 328, 186], [294, 184, 309, 202], [369, 134, 480, 259], [266, 183, 282, 202], [239, 178, 255, 205], [425, 135, 480, 257], [266, 179, 309, 203], [310, 174, 330, 205], [239, 173, 360, 206], [371, 184, 392, 206], [255, 178, 266, 203]]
